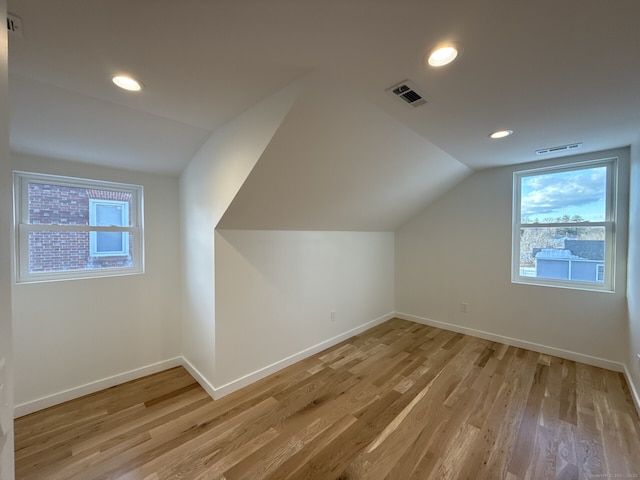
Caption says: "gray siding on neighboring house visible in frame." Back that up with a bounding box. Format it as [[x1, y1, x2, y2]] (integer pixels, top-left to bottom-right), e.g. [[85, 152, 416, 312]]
[[535, 240, 604, 282]]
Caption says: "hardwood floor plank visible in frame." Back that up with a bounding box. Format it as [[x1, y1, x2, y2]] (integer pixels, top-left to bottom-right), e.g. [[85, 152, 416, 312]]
[[262, 415, 357, 480], [457, 350, 538, 479], [428, 422, 480, 480], [287, 390, 405, 479], [345, 337, 484, 480], [508, 363, 550, 477], [65, 393, 268, 479], [14, 318, 640, 480], [559, 360, 578, 425], [189, 428, 281, 480], [117, 397, 281, 480], [387, 381, 477, 479]]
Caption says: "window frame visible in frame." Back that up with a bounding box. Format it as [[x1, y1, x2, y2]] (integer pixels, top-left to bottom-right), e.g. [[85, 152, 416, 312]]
[[13, 171, 144, 283], [511, 157, 617, 292]]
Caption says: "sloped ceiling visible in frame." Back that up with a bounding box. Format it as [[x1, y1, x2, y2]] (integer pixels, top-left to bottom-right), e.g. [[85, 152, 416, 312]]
[[9, 76, 213, 173], [218, 74, 470, 231], [8, 0, 640, 230]]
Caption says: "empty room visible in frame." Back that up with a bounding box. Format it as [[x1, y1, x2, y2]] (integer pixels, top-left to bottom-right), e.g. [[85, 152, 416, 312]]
[[1, 0, 640, 479]]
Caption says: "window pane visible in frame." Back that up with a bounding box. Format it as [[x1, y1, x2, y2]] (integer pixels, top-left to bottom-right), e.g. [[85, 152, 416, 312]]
[[28, 182, 132, 226], [28, 183, 89, 225], [518, 226, 605, 283], [520, 166, 607, 224], [95, 204, 125, 226], [28, 230, 89, 272], [96, 231, 126, 253], [28, 230, 134, 273]]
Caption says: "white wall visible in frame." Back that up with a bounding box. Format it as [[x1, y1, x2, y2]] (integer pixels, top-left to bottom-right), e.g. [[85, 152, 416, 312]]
[[0, 0, 13, 474], [179, 78, 398, 397], [627, 141, 640, 410], [214, 230, 395, 391], [12, 153, 182, 415], [396, 148, 630, 369], [218, 73, 470, 232], [179, 82, 302, 392]]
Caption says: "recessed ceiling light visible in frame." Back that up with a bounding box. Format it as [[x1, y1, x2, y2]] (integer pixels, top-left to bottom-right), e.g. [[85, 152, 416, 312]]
[[427, 44, 461, 67], [489, 129, 513, 139], [112, 75, 143, 92]]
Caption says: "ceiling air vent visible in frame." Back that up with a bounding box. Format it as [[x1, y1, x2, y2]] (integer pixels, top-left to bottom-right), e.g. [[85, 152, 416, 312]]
[[535, 142, 583, 156], [387, 80, 427, 107], [7, 13, 23, 37]]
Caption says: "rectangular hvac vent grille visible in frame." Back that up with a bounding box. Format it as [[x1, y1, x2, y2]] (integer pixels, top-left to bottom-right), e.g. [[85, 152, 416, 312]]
[[535, 142, 583, 155], [387, 80, 427, 107]]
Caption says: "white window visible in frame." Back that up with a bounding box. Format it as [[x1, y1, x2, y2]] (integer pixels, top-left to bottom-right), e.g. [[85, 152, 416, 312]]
[[512, 157, 617, 292], [89, 200, 129, 256], [14, 172, 144, 283]]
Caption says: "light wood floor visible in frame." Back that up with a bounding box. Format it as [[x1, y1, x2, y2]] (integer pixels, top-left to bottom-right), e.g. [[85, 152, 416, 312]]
[[15, 318, 640, 479]]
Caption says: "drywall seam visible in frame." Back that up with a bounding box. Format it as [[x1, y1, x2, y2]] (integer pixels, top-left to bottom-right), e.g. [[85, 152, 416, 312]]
[[396, 312, 625, 373]]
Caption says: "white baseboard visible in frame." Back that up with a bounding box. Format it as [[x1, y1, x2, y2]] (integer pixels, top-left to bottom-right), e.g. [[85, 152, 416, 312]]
[[210, 312, 395, 400], [396, 312, 626, 373], [23, 312, 629, 417], [623, 364, 640, 417], [14, 357, 183, 418], [180, 356, 217, 400], [14, 313, 396, 416]]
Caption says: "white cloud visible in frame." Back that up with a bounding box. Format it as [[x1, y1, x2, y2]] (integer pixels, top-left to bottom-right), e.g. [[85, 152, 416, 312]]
[[521, 167, 606, 220]]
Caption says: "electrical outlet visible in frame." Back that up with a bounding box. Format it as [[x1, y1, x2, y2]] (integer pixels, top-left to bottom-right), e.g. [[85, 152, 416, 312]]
[[7, 13, 24, 37], [460, 302, 468, 313], [330, 311, 336, 322], [637, 353, 640, 360]]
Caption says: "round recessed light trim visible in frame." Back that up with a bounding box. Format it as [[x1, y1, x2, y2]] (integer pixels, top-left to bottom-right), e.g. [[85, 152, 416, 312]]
[[112, 75, 143, 92], [427, 44, 461, 67], [489, 129, 513, 139]]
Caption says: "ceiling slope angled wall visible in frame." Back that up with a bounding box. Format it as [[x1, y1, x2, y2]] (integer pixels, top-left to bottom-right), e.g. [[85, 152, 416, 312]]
[[218, 73, 472, 232], [180, 78, 304, 387], [9, 74, 213, 175]]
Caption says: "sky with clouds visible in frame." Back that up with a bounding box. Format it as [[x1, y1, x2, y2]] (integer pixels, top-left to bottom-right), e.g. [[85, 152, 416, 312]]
[[520, 165, 606, 222]]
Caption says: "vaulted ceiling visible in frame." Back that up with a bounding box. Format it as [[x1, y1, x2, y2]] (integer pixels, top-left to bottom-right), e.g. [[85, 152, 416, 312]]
[[8, 0, 640, 229]]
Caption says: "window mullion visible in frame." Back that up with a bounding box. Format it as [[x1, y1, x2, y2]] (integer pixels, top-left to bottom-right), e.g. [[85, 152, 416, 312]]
[[520, 221, 608, 229], [22, 224, 137, 233]]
